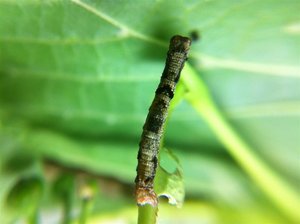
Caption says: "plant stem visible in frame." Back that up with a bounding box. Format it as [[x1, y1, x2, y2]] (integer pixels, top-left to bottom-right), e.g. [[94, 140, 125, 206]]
[[79, 198, 90, 224], [137, 205, 158, 224], [181, 63, 300, 222], [62, 195, 72, 224], [28, 209, 39, 224]]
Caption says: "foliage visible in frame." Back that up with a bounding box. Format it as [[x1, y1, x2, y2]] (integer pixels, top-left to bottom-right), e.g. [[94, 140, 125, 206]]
[[0, 0, 299, 223]]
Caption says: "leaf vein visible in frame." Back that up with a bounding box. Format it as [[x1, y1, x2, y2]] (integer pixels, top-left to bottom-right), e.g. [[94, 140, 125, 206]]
[[1, 68, 159, 83], [192, 53, 300, 77], [71, 0, 167, 47]]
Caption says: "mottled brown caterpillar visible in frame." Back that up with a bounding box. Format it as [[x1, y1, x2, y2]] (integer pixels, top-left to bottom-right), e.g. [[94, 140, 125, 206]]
[[135, 35, 191, 206]]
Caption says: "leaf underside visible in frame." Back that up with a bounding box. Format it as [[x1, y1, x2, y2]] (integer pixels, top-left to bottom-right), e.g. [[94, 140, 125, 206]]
[[0, 0, 299, 223]]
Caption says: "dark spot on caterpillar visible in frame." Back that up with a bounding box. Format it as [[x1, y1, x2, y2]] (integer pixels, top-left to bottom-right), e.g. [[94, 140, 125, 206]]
[[145, 176, 154, 184], [155, 86, 174, 98], [152, 156, 158, 171], [145, 115, 164, 133]]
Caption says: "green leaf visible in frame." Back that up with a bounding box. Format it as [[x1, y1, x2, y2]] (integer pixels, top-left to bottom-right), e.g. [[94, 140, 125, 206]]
[[0, 0, 299, 222], [3, 151, 35, 173], [154, 148, 184, 207], [5, 176, 43, 220], [182, 63, 300, 221], [52, 173, 75, 224]]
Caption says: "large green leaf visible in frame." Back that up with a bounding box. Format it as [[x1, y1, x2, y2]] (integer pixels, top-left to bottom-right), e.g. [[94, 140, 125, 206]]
[[0, 0, 299, 222]]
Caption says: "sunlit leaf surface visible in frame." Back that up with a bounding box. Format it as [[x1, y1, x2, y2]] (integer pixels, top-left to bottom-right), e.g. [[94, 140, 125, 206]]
[[0, 0, 299, 223]]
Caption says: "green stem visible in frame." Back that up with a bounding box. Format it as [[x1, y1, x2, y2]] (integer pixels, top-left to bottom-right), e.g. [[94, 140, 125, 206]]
[[137, 205, 158, 224], [79, 199, 89, 224], [181, 63, 300, 222], [62, 195, 72, 224], [28, 209, 39, 224]]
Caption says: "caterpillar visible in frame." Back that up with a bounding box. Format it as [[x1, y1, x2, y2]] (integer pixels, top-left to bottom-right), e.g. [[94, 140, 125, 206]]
[[135, 35, 191, 206]]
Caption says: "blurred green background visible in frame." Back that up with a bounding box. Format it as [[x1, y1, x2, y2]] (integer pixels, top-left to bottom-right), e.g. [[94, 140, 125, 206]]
[[0, 0, 299, 223]]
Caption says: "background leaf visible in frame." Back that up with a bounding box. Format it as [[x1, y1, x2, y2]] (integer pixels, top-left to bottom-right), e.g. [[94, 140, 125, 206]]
[[0, 0, 299, 223]]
